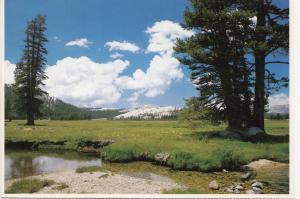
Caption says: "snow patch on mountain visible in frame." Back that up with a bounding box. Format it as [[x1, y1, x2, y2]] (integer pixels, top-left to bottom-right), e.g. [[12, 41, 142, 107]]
[[114, 105, 177, 119]]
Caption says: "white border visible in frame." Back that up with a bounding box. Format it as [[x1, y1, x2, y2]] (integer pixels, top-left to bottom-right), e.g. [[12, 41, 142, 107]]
[[0, 0, 297, 198]]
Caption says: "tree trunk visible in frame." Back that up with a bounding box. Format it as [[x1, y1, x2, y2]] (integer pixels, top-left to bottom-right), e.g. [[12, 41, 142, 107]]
[[27, 111, 34, 125], [252, 0, 266, 131]]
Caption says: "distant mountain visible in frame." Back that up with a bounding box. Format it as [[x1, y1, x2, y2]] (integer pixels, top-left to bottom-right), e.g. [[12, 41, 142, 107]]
[[114, 105, 179, 120]]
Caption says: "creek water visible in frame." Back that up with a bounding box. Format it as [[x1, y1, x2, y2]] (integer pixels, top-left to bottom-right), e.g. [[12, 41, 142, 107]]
[[5, 149, 101, 180], [5, 149, 289, 194]]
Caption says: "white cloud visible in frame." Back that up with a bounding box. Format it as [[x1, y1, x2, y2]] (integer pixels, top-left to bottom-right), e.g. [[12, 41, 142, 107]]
[[115, 20, 193, 101], [145, 20, 194, 55], [66, 38, 92, 48], [116, 54, 183, 98], [44, 56, 129, 107], [110, 52, 124, 59], [268, 93, 289, 113], [105, 41, 140, 53], [53, 36, 62, 43], [4, 60, 16, 84]]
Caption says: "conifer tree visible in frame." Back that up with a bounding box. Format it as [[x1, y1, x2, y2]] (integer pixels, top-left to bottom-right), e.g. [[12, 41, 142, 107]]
[[14, 15, 48, 125]]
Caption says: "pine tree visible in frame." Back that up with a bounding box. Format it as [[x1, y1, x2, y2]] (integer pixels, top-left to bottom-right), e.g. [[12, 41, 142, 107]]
[[14, 15, 48, 125], [174, 0, 254, 129], [245, 0, 289, 130]]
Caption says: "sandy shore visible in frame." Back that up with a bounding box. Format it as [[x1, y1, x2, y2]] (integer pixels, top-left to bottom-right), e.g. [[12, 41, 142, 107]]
[[5, 169, 182, 194]]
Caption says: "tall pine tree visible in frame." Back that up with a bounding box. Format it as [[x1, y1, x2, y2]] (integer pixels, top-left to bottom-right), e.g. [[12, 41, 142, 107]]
[[14, 15, 48, 125], [175, 0, 254, 129]]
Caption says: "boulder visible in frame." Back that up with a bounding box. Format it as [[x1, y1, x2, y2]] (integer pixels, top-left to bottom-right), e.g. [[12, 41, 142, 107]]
[[154, 152, 170, 165], [244, 127, 264, 137], [252, 181, 264, 189], [218, 130, 241, 140], [208, 180, 219, 190]]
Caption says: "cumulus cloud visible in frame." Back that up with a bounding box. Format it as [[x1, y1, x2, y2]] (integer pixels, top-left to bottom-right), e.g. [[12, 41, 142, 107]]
[[4, 60, 16, 84], [44, 56, 129, 107], [7, 20, 193, 107], [268, 93, 289, 113], [66, 38, 92, 48], [110, 52, 124, 59], [146, 20, 194, 55], [105, 41, 140, 53], [116, 54, 183, 98], [115, 20, 194, 101]]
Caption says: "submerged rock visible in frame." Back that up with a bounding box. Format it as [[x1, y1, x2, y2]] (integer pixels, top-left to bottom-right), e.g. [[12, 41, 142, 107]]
[[208, 180, 219, 190]]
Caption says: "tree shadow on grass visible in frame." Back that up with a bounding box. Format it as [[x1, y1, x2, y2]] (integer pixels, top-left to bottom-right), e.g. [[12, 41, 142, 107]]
[[188, 130, 289, 143]]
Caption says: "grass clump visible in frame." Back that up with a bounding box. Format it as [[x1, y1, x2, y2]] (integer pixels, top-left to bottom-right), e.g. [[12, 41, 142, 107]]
[[76, 166, 106, 173], [5, 178, 54, 193], [163, 188, 202, 194], [52, 183, 69, 190]]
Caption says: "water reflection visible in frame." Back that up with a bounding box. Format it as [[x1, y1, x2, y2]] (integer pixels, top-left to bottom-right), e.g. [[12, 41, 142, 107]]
[[5, 150, 101, 180]]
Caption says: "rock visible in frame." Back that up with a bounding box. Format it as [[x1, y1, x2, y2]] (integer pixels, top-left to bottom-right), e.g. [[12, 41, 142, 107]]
[[244, 127, 264, 137], [240, 171, 254, 181], [246, 189, 256, 194], [234, 189, 241, 194], [218, 130, 241, 139], [252, 181, 264, 189], [225, 187, 234, 193], [208, 180, 219, 190], [235, 185, 244, 190], [154, 152, 170, 165], [252, 186, 263, 194], [222, 169, 228, 173], [79, 146, 98, 153]]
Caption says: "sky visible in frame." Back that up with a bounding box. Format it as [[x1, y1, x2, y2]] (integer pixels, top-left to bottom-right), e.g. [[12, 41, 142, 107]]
[[4, 0, 289, 111]]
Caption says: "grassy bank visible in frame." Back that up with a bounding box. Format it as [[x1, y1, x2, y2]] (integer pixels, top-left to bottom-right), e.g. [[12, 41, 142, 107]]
[[5, 120, 289, 171]]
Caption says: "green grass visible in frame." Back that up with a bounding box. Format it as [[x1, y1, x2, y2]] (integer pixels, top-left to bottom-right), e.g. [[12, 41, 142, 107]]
[[5, 178, 55, 193], [5, 120, 289, 171], [76, 166, 107, 173]]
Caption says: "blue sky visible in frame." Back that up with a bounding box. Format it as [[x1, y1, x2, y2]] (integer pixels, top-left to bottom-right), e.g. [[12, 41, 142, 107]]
[[5, 0, 289, 109]]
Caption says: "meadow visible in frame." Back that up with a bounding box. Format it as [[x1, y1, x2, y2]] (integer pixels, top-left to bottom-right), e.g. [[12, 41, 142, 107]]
[[5, 119, 289, 172]]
